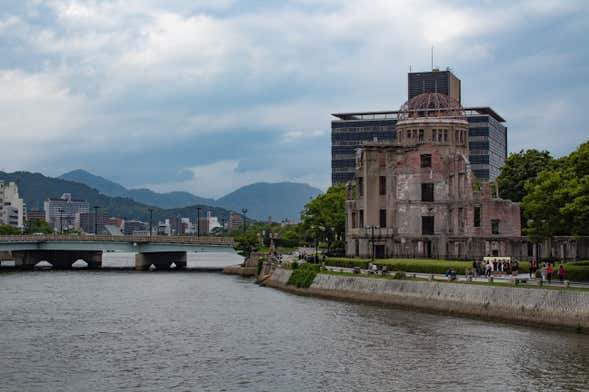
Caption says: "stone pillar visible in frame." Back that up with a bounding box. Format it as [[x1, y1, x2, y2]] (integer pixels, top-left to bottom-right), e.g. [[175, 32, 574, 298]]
[[135, 252, 187, 271]]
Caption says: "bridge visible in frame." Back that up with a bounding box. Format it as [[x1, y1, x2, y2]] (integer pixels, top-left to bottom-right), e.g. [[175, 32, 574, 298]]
[[0, 235, 236, 270]]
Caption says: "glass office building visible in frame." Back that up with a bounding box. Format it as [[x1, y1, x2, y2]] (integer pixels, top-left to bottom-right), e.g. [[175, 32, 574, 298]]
[[331, 108, 506, 184]]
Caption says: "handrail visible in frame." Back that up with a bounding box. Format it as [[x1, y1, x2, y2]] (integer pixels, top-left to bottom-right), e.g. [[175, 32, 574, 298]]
[[0, 234, 235, 245]]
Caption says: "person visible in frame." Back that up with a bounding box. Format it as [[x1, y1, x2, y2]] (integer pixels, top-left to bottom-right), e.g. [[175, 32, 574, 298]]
[[558, 264, 565, 283], [485, 262, 492, 278], [540, 263, 547, 282], [529, 259, 535, 278], [546, 263, 553, 284]]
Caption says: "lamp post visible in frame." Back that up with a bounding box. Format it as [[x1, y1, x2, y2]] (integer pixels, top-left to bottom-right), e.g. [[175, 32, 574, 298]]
[[241, 208, 248, 234], [148, 208, 153, 237], [196, 207, 202, 238], [93, 206, 100, 235], [367, 225, 379, 261], [58, 208, 63, 234]]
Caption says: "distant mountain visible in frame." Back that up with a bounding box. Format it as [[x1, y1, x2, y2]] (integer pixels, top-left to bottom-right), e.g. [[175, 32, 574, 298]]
[[59, 169, 215, 209], [216, 182, 322, 221], [0, 171, 232, 223], [58, 169, 322, 221], [60, 169, 127, 197]]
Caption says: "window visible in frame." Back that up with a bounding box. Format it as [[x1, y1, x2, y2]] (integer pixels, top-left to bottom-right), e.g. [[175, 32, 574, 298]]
[[432, 129, 437, 142], [474, 207, 481, 227], [438, 130, 443, 142], [357, 177, 364, 197], [420, 154, 432, 168], [351, 212, 357, 229], [379, 176, 386, 195], [421, 183, 434, 202], [491, 219, 500, 234], [443, 129, 448, 143], [379, 209, 387, 228], [418, 129, 424, 142], [358, 210, 364, 228], [422, 216, 434, 235]]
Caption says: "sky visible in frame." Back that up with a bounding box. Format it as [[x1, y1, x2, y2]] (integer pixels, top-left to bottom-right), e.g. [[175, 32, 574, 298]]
[[0, 0, 588, 198]]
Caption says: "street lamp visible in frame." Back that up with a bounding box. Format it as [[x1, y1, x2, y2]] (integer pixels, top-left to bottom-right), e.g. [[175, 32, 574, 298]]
[[148, 208, 153, 238], [196, 207, 202, 238], [241, 208, 248, 234], [93, 206, 100, 235], [367, 225, 380, 261], [58, 208, 63, 234]]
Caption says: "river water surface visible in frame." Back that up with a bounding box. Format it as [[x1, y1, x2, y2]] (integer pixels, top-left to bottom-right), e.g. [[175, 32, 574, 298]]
[[1, 252, 588, 391]]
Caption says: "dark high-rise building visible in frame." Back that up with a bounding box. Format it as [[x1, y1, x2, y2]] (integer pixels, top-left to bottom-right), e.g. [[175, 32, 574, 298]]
[[408, 69, 461, 103], [331, 69, 507, 184]]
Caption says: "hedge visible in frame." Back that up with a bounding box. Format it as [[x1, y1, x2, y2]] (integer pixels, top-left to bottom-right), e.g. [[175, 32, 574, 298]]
[[326, 257, 532, 275], [287, 263, 320, 288]]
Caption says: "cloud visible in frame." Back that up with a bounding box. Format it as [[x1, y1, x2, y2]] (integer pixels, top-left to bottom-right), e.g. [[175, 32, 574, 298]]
[[0, 0, 587, 192]]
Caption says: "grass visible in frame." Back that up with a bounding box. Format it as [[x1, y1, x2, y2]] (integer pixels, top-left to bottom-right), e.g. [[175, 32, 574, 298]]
[[287, 263, 320, 288]]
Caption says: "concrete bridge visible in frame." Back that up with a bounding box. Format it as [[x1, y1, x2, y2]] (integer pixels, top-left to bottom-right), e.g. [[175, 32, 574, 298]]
[[0, 235, 236, 271]]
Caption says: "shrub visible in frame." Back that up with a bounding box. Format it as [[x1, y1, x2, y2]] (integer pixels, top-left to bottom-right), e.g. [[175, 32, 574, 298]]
[[291, 261, 299, 270], [287, 263, 320, 288]]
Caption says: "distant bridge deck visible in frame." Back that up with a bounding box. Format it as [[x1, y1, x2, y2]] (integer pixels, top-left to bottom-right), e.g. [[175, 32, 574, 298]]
[[0, 235, 237, 270], [0, 234, 236, 253]]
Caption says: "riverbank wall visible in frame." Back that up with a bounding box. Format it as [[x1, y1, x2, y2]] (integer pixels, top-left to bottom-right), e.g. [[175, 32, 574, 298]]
[[223, 264, 257, 277], [264, 269, 589, 332]]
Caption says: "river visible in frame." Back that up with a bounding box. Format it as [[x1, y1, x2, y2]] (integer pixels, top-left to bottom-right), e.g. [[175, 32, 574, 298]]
[[1, 252, 588, 391]]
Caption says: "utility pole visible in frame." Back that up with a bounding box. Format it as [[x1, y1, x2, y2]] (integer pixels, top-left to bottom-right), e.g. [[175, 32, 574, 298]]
[[196, 207, 201, 238], [149, 208, 153, 237], [241, 208, 248, 234], [58, 208, 63, 234], [93, 206, 100, 235]]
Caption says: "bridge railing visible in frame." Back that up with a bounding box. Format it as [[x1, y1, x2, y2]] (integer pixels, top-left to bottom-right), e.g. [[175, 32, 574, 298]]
[[0, 234, 235, 246]]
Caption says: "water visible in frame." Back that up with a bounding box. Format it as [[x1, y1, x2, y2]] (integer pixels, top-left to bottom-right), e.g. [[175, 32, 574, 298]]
[[1, 252, 588, 391]]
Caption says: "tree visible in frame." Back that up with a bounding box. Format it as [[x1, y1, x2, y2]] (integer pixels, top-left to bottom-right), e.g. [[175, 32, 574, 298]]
[[300, 184, 346, 253], [522, 141, 589, 238], [497, 149, 554, 202], [24, 219, 53, 234], [0, 225, 20, 235]]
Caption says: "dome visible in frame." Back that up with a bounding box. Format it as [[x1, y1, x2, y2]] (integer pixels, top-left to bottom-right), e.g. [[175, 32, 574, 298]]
[[398, 93, 466, 121]]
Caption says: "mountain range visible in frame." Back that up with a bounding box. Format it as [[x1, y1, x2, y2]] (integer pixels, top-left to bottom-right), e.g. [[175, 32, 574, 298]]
[[0, 171, 232, 223], [14, 169, 322, 221]]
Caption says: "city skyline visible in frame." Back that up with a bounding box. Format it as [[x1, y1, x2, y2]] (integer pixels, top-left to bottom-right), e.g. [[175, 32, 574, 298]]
[[0, 1, 587, 197]]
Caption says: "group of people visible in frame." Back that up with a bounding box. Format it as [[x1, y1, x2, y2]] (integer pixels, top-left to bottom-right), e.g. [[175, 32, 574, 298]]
[[467, 259, 519, 278], [529, 260, 566, 283]]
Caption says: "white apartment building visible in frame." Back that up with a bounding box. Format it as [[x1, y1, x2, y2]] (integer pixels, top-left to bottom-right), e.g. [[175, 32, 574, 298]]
[[44, 193, 89, 231], [0, 181, 25, 229]]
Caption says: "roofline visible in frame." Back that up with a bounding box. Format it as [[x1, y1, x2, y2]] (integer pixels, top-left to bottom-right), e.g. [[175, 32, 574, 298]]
[[332, 106, 505, 122]]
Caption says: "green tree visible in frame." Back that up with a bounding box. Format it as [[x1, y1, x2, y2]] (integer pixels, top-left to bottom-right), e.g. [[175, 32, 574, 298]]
[[300, 184, 346, 252], [0, 225, 20, 235], [522, 141, 589, 238], [24, 219, 53, 234], [497, 149, 554, 202]]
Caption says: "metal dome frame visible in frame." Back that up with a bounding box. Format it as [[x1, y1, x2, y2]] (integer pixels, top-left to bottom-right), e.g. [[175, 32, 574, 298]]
[[398, 93, 466, 121]]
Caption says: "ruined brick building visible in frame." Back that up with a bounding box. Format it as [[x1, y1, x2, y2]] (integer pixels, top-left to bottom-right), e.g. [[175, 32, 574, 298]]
[[345, 93, 521, 259]]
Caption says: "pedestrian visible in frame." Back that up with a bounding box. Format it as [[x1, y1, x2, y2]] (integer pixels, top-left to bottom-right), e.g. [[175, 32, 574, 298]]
[[541, 263, 547, 282], [529, 259, 534, 278], [546, 263, 553, 284], [558, 264, 565, 283], [485, 262, 492, 278]]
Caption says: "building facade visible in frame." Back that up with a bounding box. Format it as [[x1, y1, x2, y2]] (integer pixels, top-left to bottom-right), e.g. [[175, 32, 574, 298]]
[[76, 212, 106, 234], [331, 69, 507, 184], [227, 211, 243, 232], [44, 193, 89, 231], [408, 69, 461, 103], [345, 93, 521, 260], [0, 181, 25, 229]]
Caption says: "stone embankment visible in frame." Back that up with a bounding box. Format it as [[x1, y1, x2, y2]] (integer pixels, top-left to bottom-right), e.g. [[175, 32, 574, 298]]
[[223, 264, 257, 277], [264, 268, 589, 332]]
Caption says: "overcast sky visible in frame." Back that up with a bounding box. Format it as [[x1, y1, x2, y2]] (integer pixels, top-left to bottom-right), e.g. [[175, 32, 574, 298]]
[[1, 0, 587, 198]]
